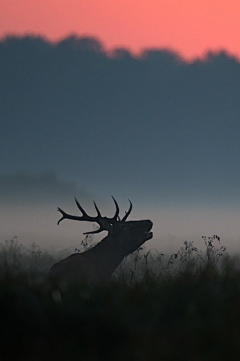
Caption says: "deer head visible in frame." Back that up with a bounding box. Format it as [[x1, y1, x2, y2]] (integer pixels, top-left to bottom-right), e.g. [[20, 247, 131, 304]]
[[57, 196, 152, 239]]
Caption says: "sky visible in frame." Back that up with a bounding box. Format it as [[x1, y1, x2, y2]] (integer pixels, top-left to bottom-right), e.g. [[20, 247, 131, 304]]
[[1, 1, 240, 253], [1, 0, 240, 60]]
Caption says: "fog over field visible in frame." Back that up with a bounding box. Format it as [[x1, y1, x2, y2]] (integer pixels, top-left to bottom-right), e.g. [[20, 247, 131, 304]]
[[1, 172, 240, 254], [1, 35, 240, 253]]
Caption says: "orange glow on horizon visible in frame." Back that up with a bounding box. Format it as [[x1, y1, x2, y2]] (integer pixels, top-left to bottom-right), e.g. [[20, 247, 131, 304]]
[[1, 0, 240, 60]]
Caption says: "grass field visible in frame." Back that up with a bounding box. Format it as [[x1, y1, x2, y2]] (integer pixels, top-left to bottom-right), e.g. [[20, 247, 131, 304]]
[[1, 235, 240, 360]]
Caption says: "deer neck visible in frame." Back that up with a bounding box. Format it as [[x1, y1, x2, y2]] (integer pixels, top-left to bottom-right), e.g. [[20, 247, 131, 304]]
[[86, 233, 125, 273]]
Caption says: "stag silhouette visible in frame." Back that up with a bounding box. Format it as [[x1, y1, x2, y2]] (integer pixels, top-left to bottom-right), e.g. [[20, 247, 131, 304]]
[[48, 197, 153, 288]]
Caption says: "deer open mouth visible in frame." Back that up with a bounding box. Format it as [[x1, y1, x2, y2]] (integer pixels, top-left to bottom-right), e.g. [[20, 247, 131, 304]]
[[145, 231, 153, 241], [144, 221, 153, 241]]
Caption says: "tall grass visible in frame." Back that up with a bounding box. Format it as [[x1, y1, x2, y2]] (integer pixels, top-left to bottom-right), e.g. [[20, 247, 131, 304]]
[[1, 235, 240, 360], [0, 236, 54, 284]]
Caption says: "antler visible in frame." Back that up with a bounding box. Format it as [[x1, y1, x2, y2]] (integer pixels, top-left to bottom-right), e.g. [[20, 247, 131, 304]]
[[121, 200, 132, 221], [57, 196, 132, 234]]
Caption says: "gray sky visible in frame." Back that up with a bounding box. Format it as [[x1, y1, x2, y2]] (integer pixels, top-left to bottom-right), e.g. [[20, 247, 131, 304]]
[[1, 35, 240, 252]]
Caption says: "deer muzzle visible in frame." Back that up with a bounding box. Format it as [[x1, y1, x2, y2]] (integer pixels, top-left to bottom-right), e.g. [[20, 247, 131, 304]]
[[144, 220, 153, 241]]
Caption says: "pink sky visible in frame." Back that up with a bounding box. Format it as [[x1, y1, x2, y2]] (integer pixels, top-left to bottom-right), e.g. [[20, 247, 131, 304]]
[[1, 0, 240, 59]]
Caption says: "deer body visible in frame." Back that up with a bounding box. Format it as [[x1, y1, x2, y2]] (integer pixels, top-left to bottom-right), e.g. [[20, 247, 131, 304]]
[[48, 198, 153, 288]]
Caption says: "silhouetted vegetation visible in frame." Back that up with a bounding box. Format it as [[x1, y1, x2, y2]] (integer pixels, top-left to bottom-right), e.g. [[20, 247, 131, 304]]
[[1, 235, 240, 360]]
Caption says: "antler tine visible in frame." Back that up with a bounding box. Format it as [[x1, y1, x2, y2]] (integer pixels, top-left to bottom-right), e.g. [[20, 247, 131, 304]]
[[57, 206, 88, 225], [83, 227, 105, 235], [104, 196, 120, 223], [57, 207, 68, 225], [112, 196, 120, 219], [93, 201, 102, 217], [74, 197, 89, 217], [121, 199, 132, 222], [57, 198, 97, 226]]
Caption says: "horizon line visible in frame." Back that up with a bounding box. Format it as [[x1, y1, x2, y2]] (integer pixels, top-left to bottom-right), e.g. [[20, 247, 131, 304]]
[[1, 31, 240, 64]]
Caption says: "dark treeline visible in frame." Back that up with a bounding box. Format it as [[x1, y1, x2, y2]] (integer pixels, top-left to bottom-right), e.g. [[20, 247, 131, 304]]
[[0, 35, 185, 121], [1, 34, 240, 121], [1, 35, 240, 202]]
